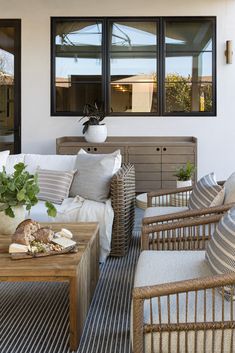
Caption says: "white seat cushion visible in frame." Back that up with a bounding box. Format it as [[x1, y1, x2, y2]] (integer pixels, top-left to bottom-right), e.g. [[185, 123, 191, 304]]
[[132, 251, 234, 353], [144, 206, 188, 218]]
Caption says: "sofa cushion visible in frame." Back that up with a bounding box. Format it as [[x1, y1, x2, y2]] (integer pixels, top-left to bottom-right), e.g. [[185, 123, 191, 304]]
[[133, 251, 233, 353], [224, 172, 235, 204], [24, 154, 76, 174], [69, 149, 122, 202], [5, 154, 25, 174], [37, 168, 75, 204], [188, 173, 223, 210], [206, 206, 235, 288], [0, 150, 10, 171], [144, 206, 188, 218]]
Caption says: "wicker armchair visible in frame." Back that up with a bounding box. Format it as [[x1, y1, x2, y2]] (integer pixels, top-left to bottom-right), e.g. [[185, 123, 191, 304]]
[[132, 215, 235, 353], [142, 181, 234, 250], [147, 181, 225, 208], [110, 163, 135, 256]]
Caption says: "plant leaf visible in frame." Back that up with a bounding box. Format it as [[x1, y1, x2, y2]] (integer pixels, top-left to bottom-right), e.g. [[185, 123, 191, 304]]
[[5, 207, 15, 218]]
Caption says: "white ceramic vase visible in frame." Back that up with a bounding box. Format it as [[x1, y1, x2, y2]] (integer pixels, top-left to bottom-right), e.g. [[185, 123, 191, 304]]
[[176, 180, 192, 188], [84, 125, 107, 143], [0, 205, 25, 235]]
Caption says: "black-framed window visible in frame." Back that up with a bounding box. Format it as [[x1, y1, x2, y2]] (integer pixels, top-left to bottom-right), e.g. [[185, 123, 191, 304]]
[[51, 17, 216, 117]]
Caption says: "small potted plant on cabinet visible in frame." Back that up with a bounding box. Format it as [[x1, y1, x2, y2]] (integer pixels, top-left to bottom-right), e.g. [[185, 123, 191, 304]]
[[80, 102, 107, 143], [174, 161, 196, 188]]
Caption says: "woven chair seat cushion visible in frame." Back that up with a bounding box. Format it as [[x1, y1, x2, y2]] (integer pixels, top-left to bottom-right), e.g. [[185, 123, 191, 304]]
[[144, 206, 188, 218], [132, 251, 234, 353]]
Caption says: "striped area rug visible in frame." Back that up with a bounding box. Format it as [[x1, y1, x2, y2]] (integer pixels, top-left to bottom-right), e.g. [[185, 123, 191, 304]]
[[1, 209, 143, 353]]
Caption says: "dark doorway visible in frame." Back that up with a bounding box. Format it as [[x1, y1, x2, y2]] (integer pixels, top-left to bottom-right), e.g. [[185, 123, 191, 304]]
[[0, 19, 21, 153]]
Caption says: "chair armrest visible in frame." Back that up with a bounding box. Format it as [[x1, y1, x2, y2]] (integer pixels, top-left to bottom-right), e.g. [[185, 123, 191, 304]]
[[147, 180, 226, 207], [141, 213, 223, 250], [132, 272, 235, 353], [142, 203, 233, 225], [147, 187, 193, 207], [110, 164, 136, 256], [133, 272, 235, 299]]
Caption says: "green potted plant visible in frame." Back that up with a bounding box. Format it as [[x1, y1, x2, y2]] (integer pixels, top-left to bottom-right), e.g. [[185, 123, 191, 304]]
[[80, 102, 107, 143], [174, 161, 196, 188], [0, 162, 57, 234]]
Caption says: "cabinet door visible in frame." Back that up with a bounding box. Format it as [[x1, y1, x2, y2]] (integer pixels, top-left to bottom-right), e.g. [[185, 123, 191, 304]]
[[162, 146, 196, 189], [128, 146, 161, 192]]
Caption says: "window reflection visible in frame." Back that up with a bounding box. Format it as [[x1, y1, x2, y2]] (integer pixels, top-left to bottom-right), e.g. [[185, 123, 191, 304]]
[[165, 52, 212, 82], [111, 82, 157, 113], [56, 22, 102, 50], [165, 81, 212, 113], [0, 27, 15, 152], [111, 22, 157, 50], [164, 19, 213, 113], [165, 21, 213, 52], [55, 21, 103, 113], [56, 83, 102, 112], [110, 21, 158, 113]]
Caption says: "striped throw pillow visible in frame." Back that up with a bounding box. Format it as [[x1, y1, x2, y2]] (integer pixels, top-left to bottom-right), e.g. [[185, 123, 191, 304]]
[[188, 173, 223, 210], [37, 168, 75, 204], [206, 206, 235, 298]]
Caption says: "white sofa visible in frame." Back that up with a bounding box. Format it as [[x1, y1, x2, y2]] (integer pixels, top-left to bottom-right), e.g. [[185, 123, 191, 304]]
[[4, 153, 114, 262]]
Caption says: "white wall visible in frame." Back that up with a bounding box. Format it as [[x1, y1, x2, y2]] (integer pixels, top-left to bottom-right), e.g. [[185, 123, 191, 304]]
[[1, 0, 235, 179]]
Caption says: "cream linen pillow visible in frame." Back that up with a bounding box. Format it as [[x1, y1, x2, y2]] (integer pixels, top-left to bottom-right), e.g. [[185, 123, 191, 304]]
[[69, 149, 122, 202]]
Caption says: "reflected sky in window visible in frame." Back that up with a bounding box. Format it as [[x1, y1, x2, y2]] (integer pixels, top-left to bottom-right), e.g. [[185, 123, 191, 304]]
[[55, 21, 212, 80], [0, 48, 14, 75]]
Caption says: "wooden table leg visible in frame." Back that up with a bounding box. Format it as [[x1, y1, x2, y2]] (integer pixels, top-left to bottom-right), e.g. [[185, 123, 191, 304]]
[[69, 276, 79, 351]]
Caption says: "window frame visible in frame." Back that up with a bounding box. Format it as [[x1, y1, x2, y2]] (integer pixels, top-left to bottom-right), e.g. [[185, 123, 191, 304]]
[[51, 16, 216, 117]]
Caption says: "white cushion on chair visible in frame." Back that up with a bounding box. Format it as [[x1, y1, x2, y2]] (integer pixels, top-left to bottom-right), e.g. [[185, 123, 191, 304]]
[[132, 251, 233, 353], [224, 172, 235, 204], [144, 206, 188, 218]]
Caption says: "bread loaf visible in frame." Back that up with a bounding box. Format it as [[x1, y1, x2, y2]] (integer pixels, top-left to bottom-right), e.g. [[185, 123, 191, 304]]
[[33, 227, 54, 244], [12, 219, 40, 245]]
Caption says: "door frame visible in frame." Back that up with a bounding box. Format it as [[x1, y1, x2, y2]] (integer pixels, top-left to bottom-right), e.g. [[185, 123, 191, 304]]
[[0, 19, 21, 153]]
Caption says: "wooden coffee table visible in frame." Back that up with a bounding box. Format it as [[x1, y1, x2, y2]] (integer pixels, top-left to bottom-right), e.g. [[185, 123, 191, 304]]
[[0, 222, 99, 352]]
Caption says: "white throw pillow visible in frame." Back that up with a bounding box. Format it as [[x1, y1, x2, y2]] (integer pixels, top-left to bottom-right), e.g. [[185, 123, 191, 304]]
[[69, 149, 122, 202], [0, 150, 10, 171], [24, 154, 77, 174], [224, 172, 235, 204], [5, 154, 25, 174]]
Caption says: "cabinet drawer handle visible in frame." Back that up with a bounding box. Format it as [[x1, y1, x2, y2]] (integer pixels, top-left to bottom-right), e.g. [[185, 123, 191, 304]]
[[156, 147, 160, 151], [163, 147, 167, 151], [87, 147, 91, 152], [94, 147, 97, 151]]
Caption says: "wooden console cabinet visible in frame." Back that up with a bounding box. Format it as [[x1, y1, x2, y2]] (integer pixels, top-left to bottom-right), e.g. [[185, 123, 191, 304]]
[[56, 136, 197, 192]]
